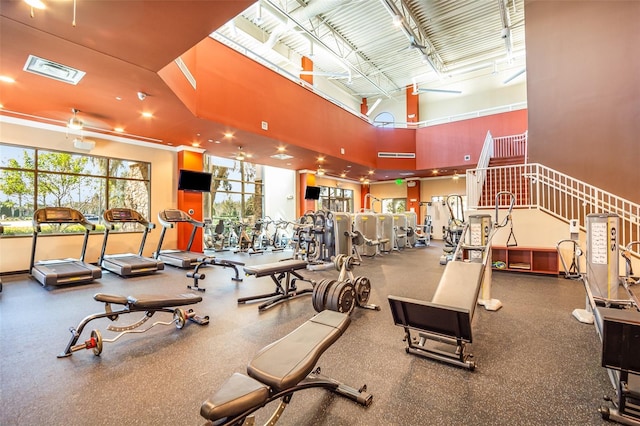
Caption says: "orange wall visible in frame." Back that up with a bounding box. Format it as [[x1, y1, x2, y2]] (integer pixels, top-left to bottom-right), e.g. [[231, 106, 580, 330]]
[[191, 38, 378, 168], [373, 127, 416, 170], [415, 109, 528, 170], [177, 150, 204, 252]]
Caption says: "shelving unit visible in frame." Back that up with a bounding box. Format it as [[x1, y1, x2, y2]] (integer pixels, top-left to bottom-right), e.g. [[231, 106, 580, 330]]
[[490, 246, 559, 275]]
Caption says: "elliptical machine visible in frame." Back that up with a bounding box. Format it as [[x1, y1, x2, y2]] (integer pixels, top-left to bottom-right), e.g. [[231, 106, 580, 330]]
[[439, 194, 465, 265]]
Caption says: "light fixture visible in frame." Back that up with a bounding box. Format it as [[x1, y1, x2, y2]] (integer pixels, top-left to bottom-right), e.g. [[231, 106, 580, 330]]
[[114, 127, 124, 133], [316, 168, 325, 176], [0, 76, 15, 84], [392, 15, 402, 27], [366, 98, 382, 116], [137, 91, 147, 101], [24, 0, 46, 9], [453, 171, 460, 180], [67, 109, 83, 130], [142, 111, 153, 118], [235, 146, 246, 161], [317, 156, 325, 163]]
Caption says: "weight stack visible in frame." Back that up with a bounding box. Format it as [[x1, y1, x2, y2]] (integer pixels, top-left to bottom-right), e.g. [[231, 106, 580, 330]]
[[586, 214, 619, 300]]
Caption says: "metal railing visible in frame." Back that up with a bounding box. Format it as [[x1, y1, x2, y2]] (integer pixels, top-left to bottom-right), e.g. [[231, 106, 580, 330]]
[[493, 131, 528, 161], [467, 162, 640, 256]]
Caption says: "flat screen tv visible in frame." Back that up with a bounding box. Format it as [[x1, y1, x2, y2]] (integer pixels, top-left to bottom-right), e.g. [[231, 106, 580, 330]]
[[178, 169, 212, 192], [305, 185, 321, 200]]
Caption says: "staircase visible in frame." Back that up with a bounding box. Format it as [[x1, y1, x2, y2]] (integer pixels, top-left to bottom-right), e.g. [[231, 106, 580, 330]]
[[478, 152, 527, 206]]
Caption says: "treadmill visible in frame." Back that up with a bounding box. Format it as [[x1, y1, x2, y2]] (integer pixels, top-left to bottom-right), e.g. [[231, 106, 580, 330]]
[[30, 207, 102, 287], [98, 208, 164, 277], [155, 209, 205, 268]]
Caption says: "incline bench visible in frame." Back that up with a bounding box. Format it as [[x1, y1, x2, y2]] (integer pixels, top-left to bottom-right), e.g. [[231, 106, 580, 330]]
[[58, 293, 208, 357], [200, 310, 372, 425], [239, 259, 313, 311], [388, 261, 485, 370]]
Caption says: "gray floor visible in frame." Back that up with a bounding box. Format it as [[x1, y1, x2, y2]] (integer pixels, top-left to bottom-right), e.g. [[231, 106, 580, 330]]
[[0, 242, 614, 425]]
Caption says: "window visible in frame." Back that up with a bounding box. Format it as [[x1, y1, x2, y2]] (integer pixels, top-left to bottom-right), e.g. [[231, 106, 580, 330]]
[[373, 112, 395, 128], [319, 186, 353, 212], [203, 155, 263, 223], [382, 198, 406, 214], [0, 144, 151, 235]]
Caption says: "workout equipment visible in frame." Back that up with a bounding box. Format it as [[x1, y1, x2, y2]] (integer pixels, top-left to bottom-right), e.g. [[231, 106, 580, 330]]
[[240, 259, 313, 311], [404, 211, 418, 247], [392, 213, 409, 250], [333, 212, 353, 257], [311, 254, 380, 313], [562, 214, 640, 424], [30, 207, 102, 287], [98, 208, 164, 277], [354, 212, 379, 257], [200, 310, 372, 425], [598, 307, 640, 425], [186, 256, 245, 291], [439, 194, 465, 265], [58, 292, 208, 357], [155, 209, 205, 268], [377, 213, 394, 254], [388, 192, 516, 369]]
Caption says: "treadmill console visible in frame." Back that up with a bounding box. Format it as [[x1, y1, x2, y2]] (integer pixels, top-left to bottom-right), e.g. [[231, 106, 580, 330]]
[[161, 209, 189, 222], [35, 207, 83, 224], [106, 208, 134, 222]]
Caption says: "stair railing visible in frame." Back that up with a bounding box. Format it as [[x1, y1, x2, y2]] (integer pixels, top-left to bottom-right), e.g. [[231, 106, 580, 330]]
[[469, 131, 494, 207], [467, 162, 640, 257]]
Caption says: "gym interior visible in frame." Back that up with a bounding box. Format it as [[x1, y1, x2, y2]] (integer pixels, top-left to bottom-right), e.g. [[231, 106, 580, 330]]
[[1, 2, 639, 425]]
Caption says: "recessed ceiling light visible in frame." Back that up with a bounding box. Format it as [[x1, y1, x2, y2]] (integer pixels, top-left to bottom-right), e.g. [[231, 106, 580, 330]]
[[115, 96, 122, 101], [0, 76, 15, 83], [368, 170, 374, 175], [142, 112, 153, 118], [340, 173, 346, 178], [224, 132, 233, 138], [215, 140, 221, 144], [277, 146, 286, 152], [25, 0, 46, 9], [114, 127, 124, 133], [192, 142, 200, 147], [271, 153, 293, 160], [317, 156, 325, 162]]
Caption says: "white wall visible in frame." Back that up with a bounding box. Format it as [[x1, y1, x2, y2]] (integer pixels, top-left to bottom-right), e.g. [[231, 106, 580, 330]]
[[0, 119, 177, 273]]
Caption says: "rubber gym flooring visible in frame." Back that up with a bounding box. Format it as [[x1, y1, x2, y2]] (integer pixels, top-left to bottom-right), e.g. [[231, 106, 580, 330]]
[[0, 242, 613, 425]]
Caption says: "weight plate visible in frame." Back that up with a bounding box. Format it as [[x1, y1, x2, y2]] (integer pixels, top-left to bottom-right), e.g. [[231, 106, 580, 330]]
[[174, 308, 187, 329], [354, 276, 371, 306], [91, 329, 103, 356], [322, 279, 338, 311], [312, 279, 328, 312], [327, 281, 355, 314], [334, 254, 345, 272]]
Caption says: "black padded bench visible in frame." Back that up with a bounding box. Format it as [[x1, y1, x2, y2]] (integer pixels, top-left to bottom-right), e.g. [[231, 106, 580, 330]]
[[240, 259, 313, 311], [200, 310, 372, 425], [58, 292, 207, 357], [388, 261, 485, 370]]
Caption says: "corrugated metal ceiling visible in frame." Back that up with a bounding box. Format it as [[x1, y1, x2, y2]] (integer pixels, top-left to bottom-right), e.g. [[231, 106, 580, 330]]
[[214, 0, 526, 102]]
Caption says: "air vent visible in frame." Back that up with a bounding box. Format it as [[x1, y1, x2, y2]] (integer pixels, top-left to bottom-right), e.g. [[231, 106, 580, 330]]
[[378, 152, 416, 159], [23, 55, 86, 85]]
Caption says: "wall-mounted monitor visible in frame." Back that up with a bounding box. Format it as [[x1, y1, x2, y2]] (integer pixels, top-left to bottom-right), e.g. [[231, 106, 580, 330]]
[[304, 185, 321, 200], [178, 169, 213, 192]]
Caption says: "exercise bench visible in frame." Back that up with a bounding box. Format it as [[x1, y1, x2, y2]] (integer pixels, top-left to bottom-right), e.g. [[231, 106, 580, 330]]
[[58, 292, 208, 357], [388, 261, 485, 370], [239, 259, 313, 311], [200, 309, 372, 425]]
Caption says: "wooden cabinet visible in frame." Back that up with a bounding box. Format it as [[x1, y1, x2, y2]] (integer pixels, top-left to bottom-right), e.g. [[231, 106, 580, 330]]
[[490, 246, 559, 275]]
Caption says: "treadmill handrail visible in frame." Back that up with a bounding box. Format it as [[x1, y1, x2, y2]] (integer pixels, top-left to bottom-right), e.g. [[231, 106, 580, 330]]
[[100, 208, 156, 261]]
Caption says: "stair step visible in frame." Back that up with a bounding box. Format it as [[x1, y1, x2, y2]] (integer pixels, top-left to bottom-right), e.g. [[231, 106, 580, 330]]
[[489, 155, 525, 167]]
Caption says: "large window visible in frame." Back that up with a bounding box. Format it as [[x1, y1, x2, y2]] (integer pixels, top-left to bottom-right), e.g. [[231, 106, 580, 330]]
[[319, 186, 353, 212], [0, 144, 151, 235], [382, 198, 406, 214], [203, 155, 263, 223]]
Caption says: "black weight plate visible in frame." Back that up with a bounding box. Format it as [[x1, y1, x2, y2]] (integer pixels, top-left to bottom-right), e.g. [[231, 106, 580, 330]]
[[327, 281, 355, 314], [354, 276, 371, 306], [312, 279, 330, 312]]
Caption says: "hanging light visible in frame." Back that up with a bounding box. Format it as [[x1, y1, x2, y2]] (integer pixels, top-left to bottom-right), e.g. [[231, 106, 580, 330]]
[[67, 109, 84, 130]]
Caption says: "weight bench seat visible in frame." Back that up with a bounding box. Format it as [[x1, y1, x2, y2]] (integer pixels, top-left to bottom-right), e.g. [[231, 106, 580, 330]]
[[388, 260, 486, 370], [243, 259, 307, 277], [94, 293, 202, 309], [201, 310, 352, 423]]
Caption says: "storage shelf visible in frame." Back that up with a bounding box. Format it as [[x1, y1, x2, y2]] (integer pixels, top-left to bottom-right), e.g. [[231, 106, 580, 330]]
[[491, 246, 559, 275]]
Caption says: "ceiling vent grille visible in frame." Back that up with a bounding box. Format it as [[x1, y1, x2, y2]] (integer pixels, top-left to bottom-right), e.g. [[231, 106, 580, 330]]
[[23, 55, 86, 85], [377, 152, 416, 159]]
